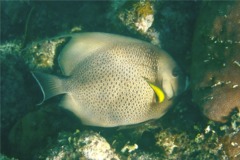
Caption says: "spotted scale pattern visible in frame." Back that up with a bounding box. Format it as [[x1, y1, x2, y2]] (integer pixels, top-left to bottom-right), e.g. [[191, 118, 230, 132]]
[[64, 42, 169, 127]]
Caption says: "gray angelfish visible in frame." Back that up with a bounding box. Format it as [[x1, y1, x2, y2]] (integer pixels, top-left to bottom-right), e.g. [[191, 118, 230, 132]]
[[32, 32, 186, 127]]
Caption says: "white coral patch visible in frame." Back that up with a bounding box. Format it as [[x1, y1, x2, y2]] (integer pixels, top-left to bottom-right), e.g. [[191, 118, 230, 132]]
[[135, 15, 154, 33]]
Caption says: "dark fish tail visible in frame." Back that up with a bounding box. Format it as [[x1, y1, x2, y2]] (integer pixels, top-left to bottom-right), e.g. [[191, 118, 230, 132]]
[[31, 71, 65, 104]]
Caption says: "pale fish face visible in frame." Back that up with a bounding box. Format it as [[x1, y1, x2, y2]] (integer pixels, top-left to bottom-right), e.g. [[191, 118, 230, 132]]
[[158, 63, 186, 99]]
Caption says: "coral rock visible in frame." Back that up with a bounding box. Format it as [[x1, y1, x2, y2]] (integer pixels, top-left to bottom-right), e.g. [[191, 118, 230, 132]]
[[191, 1, 240, 122]]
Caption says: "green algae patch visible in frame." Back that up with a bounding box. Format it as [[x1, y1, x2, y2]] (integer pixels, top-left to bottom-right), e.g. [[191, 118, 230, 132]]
[[134, 1, 154, 18], [22, 37, 67, 72]]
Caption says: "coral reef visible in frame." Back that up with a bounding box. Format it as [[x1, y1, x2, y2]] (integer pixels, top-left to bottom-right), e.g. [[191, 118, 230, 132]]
[[36, 130, 120, 160], [111, 0, 198, 71], [220, 112, 240, 159], [222, 132, 240, 159], [191, 1, 240, 122], [0, 154, 17, 160], [2, 1, 239, 160], [117, 0, 155, 33], [110, 0, 160, 45], [22, 37, 66, 72], [154, 102, 239, 159], [0, 41, 22, 58], [155, 126, 225, 159]]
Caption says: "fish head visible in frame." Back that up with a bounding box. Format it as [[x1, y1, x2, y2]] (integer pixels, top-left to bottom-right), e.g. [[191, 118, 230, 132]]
[[156, 52, 187, 99]]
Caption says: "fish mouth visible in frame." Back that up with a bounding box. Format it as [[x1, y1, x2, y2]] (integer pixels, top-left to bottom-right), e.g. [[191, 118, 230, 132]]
[[161, 79, 174, 100], [169, 83, 176, 99], [162, 76, 188, 100]]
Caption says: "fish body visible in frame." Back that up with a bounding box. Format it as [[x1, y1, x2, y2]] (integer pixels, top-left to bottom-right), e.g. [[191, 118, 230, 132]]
[[32, 32, 186, 127]]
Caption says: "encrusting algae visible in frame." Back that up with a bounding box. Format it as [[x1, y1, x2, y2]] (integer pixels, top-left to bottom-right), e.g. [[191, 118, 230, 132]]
[[22, 38, 66, 71], [134, 1, 154, 18], [116, 0, 161, 46]]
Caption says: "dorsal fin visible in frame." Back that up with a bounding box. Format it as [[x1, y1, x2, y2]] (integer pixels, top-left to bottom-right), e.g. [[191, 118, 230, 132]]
[[58, 32, 142, 76]]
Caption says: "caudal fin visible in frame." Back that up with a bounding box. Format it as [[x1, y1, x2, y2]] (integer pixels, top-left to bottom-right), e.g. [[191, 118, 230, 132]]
[[31, 71, 65, 104]]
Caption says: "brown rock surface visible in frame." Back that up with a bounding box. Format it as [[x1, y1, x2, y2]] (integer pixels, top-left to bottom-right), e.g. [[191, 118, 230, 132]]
[[221, 131, 240, 160], [191, 1, 240, 122]]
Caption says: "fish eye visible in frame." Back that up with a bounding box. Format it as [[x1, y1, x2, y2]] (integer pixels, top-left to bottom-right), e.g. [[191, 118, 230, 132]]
[[172, 67, 181, 77]]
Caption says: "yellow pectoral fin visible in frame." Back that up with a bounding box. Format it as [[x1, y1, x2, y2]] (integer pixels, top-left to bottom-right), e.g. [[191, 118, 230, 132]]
[[148, 83, 165, 103]]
